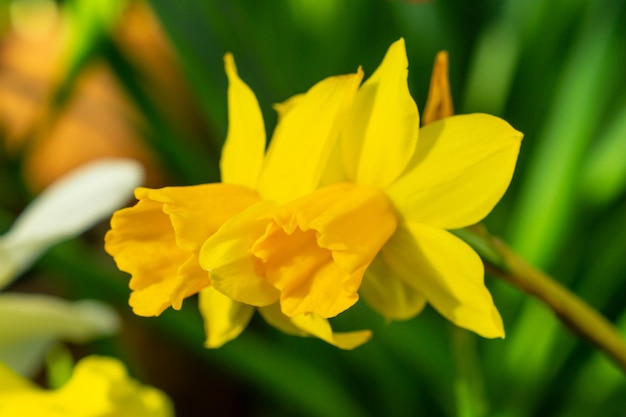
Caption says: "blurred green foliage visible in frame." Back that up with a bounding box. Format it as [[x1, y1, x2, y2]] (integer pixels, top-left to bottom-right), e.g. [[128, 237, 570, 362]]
[[1, 0, 625, 416]]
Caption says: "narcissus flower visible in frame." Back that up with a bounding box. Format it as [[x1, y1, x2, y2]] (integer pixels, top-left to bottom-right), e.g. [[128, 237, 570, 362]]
[[106, 39, 522, 349], [0, 356, 173, 417]]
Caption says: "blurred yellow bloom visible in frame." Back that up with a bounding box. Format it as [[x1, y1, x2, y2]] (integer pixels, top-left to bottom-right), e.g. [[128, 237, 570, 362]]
[[0, 356, 173, 417], [106, 39, 522, 349]]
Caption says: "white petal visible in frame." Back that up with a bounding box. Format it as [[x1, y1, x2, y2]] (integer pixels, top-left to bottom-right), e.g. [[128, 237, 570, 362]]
[[0, 159, 144, 288], [0, 293, 119, 376]]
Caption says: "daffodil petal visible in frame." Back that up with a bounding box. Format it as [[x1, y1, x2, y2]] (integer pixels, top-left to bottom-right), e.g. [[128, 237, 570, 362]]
[[168, 256, 213, 311], [360, 254, 427, 320], [422, 51, 454, 125], [0, 294, 118, 376], [145, 184, 260, 252], [259, 303, 371, 350], [273, 93, 304, 121], [199, 201, 280, 307], [198, 286, 255, 348], [341, 38, 419, 187], [387, 114, 523, 229], [221, 54, 266, 188], [129, 276, 182, 316], [317, 140, 349, 186], [0, 159, 143, 289], [257, 69, 363, 202], [382, 222, 504, 338]]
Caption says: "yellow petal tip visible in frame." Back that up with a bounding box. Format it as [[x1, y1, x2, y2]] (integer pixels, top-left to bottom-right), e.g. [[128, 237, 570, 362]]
[[224, 52, 240, 82], [332, 329, 373, 350]]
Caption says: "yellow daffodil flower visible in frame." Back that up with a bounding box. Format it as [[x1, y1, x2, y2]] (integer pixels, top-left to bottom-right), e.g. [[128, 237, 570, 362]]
[[0, 356, 173, 417], [106, 39, 522, 349]]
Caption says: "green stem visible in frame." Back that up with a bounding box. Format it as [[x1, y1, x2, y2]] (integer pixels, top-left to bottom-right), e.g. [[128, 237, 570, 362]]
[[460, 225, 626, 373], [450, 327, 486, 417]]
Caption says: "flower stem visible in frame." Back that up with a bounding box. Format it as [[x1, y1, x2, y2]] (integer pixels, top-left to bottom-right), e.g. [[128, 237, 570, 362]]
[[456, 225, 626, 373], [450, 326, 487, 417]]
